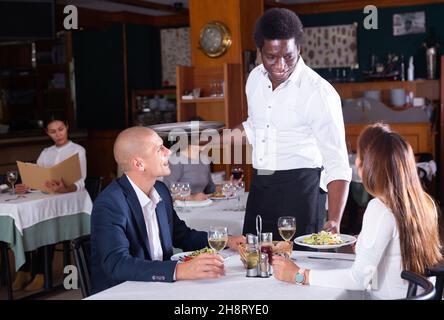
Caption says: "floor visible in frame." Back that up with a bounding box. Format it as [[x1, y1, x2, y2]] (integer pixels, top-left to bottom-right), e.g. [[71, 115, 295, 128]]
[[2, 205, 444, 300]]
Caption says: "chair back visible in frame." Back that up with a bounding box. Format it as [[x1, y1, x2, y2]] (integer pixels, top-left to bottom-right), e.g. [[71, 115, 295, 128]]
[[400, 270, 435, 300], [71, 234, 92, 298], [85, 176, 103, 201], [425, 262, 444, 300]]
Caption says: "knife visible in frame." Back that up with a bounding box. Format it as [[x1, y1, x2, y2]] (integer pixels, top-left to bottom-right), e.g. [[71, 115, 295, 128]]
[[306, 256, 355, 261]]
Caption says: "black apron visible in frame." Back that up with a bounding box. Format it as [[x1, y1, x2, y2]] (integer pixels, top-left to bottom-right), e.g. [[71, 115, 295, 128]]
[[243, 168, 327, 250]]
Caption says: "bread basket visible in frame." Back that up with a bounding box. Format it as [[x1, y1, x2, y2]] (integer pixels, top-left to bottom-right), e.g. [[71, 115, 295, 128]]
[[238, 241, 292, 268]]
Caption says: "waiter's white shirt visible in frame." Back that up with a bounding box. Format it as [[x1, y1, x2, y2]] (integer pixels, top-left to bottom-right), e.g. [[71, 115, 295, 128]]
[[37, 140, 87, 191], [127, 177, 164, 261], [243, 58, 352, 190]]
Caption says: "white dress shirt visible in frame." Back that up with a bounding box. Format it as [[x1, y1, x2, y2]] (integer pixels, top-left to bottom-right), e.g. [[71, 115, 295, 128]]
[[243, 58, 351, 189], [310, 198, 408, 299], [36, 140, 87, 191], [127, 177, 164, 261]]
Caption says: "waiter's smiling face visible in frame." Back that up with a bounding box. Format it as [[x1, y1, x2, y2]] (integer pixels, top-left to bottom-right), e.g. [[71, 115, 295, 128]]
[[260, 38, 299, 89]]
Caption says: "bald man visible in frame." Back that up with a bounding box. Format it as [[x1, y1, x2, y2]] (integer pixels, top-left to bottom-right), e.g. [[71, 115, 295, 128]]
[[91, 127, 245, 294]]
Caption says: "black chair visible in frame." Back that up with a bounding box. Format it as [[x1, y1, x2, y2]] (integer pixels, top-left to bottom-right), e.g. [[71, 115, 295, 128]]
[[85, 176, 103, 201], [400, 270, 436, 300], [425, 262, 444, 300], [71, 234, 92, 298]]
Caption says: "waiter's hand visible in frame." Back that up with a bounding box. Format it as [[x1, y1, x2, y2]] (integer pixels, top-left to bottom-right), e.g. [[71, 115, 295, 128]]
[[323, 220, 340, 234], [226, 235, 246, 250]]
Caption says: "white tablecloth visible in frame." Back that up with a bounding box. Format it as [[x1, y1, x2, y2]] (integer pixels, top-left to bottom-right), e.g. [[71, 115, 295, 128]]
[[87, 250, 366, 300], [175, 193, 247, 236], [0, 190, 93, 234]]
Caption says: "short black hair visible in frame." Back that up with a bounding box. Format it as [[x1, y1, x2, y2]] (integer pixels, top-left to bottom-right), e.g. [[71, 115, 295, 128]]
[[254, 8, 304, 49], [44, 113, 68, 129]]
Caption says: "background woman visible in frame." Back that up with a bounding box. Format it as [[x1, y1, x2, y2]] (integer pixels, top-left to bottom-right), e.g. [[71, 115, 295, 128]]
[[13, 115, 87, 292], [272, 123, 442, 299]]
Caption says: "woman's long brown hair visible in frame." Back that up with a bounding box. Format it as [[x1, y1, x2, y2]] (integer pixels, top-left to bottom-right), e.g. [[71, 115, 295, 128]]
[[357, 123, 442, 274]]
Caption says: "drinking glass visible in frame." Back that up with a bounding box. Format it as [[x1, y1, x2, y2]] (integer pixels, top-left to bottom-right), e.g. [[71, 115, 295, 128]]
[[234, 181, 245, 211], [6, 170, 18, 195], [231, 166, 243, 181], [278, 216, 296, 241], [180, 183, 191, 212], [169, 182, 181, 201], [208, 226, 228, 253]]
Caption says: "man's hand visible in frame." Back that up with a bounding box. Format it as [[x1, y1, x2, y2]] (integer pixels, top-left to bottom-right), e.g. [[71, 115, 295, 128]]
[[226, 235, 246, 250], [323, 220, 340, 234], [175, 253, 225, 280]]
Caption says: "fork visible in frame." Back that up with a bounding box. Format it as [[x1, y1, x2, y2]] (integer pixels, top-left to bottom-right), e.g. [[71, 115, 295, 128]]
[[3, 195, 26, 202]]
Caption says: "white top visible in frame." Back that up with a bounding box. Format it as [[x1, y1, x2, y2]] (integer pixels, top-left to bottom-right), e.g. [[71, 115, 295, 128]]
[[310, 198, 408, 299], [243, 58, 351, 189], [36, 140, 87, 191], [127, 177, 164, 261]]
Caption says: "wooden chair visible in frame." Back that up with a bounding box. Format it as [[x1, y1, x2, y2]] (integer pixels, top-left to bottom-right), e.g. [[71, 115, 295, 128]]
[[71, 235, 92, 298], [400, 270, 435, 300]]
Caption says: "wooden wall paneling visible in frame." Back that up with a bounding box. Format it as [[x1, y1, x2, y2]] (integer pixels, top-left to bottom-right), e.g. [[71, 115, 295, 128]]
[[85, 129, 120, 187], [225, 63, 243, 128], [265, 0, 444, 15], [189, 0, 242, 67], [440, 55, 444, 202]]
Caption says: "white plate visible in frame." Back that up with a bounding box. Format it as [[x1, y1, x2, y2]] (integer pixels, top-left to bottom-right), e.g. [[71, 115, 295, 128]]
[[294, 234, 357, 250], [170, 250, 233, 261], [174, 199, 213, 208], [171, 251, 194, 261], [209, 195, 236, 201]]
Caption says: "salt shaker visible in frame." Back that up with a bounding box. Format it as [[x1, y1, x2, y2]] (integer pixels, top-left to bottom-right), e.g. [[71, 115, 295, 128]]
[[259, 252, 270, 278]]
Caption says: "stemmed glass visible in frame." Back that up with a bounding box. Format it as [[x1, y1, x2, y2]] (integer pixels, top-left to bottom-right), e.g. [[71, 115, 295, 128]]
[[233, 181, 245, 211], [6, 170, 18, 195], [169, 182, 181, 200], [278, 216, 296, 242], [222, 181, 236, 211], [180, 183, 191, 212], [208, 226, 228, 253]]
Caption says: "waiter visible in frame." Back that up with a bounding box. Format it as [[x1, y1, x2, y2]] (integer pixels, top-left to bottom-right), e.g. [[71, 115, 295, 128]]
[[239, 8, 351, 245]]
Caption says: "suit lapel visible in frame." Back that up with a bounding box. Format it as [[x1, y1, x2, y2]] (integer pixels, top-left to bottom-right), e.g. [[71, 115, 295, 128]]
[[117, 175, 151, 258], [155, 197, 173, 259]]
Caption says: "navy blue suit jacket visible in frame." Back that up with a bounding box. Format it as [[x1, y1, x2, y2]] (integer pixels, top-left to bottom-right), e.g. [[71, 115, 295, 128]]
[[91, 175, 208, 294]]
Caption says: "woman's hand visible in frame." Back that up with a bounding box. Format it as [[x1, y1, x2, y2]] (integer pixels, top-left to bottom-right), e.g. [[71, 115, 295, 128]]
[[14, 184, 29, 194], [272, 255, 299, 283], [45, 179, 76, 193], [188, 192, 209, 201]]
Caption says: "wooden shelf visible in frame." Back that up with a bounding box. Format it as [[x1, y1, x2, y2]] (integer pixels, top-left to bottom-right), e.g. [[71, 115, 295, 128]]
[[180, 97, 225, 104], [176, 63, 243, 127]]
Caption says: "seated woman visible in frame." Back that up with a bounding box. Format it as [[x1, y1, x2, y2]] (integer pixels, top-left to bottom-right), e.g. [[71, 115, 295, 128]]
[[163, 129, 215, 201], [13, 115, 87, 292], [272, 123, 442, 299]]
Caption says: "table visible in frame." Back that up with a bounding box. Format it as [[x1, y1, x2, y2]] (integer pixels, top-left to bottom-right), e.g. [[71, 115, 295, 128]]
[[0, 190, 92, 299], [86, 250, 366, 300], [175, 193, 248, 236]]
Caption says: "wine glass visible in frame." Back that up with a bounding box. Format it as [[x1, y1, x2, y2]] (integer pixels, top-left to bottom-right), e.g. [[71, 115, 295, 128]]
[[222, 181, 235, 199], [169, 182, 181, 201], [278, 216, 296, 242], [234, 181, 245, 211], [208, 226, 228, 253], [6, 170, 18, 195], [231, 166, 243, 181], [180, 183, 191, 212]]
